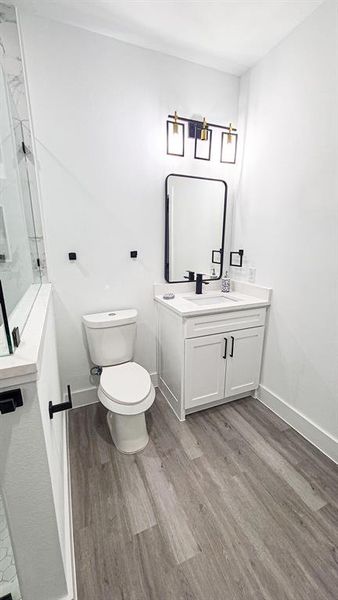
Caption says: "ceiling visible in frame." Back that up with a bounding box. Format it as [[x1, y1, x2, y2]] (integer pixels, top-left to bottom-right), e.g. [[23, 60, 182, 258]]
[[15, 0, 325, 75]]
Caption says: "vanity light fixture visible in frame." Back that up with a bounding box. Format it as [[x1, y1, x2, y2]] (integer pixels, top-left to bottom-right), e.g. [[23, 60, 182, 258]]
[[166, 111, 185, 157], [220, 122, 238, 164], [194, 117, 212, 161], [167, 113, 238, 163]]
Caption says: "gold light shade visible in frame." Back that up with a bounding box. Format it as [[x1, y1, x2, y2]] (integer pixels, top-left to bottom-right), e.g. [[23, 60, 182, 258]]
[[173, 111, 179, 134], [200, 117, 208, 141], [227, 122, 234, 144]]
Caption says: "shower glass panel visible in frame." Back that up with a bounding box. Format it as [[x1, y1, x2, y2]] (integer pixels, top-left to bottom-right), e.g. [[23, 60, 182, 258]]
[[0, 492, 21, 600], [0, 3, 46, 356]]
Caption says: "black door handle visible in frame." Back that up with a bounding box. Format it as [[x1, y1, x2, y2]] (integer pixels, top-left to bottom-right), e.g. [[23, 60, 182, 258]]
[[49, 385, 73, 419], [230, 336, 235, 357], [223, 337, 227, 359]]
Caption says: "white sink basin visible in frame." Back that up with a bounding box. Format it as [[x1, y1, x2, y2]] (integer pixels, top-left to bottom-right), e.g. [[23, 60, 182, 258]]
[[184, 295, 238, 306]]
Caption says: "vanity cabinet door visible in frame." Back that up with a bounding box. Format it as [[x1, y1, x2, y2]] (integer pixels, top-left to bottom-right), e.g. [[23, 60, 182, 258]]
[[185, 334, 226, 409], [224, 326, 264, 398]]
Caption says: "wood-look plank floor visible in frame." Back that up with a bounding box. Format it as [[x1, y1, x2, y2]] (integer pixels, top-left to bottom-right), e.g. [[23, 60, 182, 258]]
[[69, 394, 338, 600]]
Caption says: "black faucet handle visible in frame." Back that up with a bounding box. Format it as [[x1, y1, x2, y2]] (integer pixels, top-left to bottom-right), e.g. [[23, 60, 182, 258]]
[[196, 273, 209, 282], [184, 270, 195, 281]]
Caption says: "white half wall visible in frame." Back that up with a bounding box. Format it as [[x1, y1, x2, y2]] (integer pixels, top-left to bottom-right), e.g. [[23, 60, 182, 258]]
[[0, 287, 71, 600], [233, 0, 338, 454], [19, 13, 239, 394], [37, 293, 74, 597]]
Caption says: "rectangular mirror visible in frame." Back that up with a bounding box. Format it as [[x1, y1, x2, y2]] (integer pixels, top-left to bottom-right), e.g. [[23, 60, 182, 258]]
[[165, 174, 227, 282]]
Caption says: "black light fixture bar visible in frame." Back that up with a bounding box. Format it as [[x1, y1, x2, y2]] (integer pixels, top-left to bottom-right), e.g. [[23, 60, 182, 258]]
[[168, 114, 237, 133]]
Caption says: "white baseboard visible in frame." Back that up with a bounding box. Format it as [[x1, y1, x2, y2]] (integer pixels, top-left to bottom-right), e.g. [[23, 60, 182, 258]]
[[256, 384, 338, 464], [150, 371, 159, 388], [69, 372, 159, 409], [70, 387, 98, 408]]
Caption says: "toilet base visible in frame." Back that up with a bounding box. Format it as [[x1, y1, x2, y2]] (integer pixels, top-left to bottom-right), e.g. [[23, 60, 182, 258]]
[[106, 410, 149, 454]]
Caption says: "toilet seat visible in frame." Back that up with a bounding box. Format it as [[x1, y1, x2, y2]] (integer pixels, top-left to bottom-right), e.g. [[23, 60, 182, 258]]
[[98, 362, 155, 416]]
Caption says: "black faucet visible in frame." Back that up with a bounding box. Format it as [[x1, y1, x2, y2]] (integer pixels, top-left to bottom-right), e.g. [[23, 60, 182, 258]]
[[195, 273, 209, 294]]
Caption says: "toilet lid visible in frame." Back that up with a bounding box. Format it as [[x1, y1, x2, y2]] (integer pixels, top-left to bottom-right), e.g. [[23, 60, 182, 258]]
[[100, 362, 151, 405]]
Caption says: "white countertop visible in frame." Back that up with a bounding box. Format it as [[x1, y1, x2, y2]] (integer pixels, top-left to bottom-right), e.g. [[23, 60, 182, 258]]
[[0, 284, 52, 385], [154, 280, 272, 317]]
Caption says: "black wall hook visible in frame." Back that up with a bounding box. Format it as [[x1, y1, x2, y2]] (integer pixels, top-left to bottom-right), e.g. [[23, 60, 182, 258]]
[[49, 385, 73, 419]]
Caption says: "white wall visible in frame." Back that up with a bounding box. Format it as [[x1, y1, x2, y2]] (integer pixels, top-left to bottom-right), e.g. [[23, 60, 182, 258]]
[[233, 0, 338, 455], [19, 14, 239, 398]]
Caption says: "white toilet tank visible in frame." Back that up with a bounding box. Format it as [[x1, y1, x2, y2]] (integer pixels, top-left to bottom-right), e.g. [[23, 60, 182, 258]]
[[82, 309, 137, 367]]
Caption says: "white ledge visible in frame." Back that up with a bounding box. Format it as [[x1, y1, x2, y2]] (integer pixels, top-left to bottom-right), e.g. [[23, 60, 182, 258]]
[[0, 284, 52, 385]]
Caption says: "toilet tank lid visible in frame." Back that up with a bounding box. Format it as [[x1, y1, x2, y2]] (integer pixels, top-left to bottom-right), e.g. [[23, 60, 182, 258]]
[[82, 309, 137, 329]]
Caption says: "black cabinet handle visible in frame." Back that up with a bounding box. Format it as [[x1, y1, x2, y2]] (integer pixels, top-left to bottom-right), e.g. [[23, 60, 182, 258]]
[[49, 385, 73, 419], [230, 336, 235, 357], [223, 337, 228, 359], [0, 389, 23, 415]]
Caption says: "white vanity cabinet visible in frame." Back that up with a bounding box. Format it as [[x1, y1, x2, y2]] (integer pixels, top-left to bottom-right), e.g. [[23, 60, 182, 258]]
[[185, 326, 264, 409], [156, 298, 268, 421]]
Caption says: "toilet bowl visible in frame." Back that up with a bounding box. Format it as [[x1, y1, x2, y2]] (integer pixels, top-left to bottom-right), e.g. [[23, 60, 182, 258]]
[[98, 362, 155, 453], [82, 309, 155, 454]]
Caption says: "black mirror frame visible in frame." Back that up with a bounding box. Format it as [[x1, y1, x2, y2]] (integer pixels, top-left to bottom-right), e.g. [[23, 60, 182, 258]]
[[165, 173, 227, 283]]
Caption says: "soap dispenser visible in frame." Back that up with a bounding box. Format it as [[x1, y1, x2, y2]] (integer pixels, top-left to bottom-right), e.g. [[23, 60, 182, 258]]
[[221, 270, 230, 293]]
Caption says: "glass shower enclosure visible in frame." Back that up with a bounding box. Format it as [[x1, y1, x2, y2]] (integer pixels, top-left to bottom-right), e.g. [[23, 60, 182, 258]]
[[0, 4, 46, 600], [0, 3, 46, 357]]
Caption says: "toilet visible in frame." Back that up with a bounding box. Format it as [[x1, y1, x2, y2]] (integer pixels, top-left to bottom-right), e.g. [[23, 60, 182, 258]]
[[82, 309, 155, 454]]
